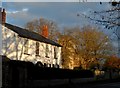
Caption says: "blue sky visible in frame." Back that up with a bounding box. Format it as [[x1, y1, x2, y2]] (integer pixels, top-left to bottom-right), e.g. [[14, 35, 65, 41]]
[[2, 2, 111, 28]]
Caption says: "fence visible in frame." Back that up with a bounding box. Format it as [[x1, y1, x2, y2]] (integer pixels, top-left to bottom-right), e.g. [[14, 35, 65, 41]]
[[2, 56, 94, 87]]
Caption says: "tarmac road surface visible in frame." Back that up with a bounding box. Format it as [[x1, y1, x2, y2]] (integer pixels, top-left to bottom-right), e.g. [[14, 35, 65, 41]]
[[88, 82, 120, 88], [42, 82, 120, 88]]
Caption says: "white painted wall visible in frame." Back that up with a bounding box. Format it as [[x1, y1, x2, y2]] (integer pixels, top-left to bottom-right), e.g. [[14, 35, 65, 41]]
[[2, 26, 62, 68]]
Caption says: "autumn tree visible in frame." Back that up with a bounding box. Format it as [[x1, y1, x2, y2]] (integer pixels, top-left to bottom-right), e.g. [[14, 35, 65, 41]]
[[103, 55, 120, 79], [79, 26, 113, 69], [58, 26, 113, 69], [104, 55, 120, 70], [58, 27, 81, 69], [25, 17, 59, 41]]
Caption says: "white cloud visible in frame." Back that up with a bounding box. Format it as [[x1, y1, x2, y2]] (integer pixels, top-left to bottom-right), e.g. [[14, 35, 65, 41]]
[[22, 8, 28, 12], [6, 8, 30, 25], [7, 8, 28, 14]]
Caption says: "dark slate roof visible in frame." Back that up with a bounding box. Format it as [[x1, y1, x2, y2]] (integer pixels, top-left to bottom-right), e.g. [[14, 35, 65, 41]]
[[4, 23, 62, 47]]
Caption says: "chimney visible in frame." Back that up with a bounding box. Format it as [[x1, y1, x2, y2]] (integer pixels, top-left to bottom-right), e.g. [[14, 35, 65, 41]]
[[2, 8, 6, 24], [42, 25, 48, 38]]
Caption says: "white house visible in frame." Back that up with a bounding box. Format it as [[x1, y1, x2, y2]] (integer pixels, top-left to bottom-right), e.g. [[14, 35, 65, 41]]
[[1, 9, 62, 68]]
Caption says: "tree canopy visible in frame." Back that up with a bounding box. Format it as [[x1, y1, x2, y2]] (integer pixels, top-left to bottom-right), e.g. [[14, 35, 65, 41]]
[[58, 26, 113, 69], [25, 17, 59, 41]]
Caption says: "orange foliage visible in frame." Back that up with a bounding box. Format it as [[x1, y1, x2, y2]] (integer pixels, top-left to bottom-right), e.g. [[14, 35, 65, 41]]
[[104, 55, 120, 69]]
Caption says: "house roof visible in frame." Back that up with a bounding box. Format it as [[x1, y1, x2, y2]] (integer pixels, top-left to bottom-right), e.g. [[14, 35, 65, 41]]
[[4, 23, 62, 47]]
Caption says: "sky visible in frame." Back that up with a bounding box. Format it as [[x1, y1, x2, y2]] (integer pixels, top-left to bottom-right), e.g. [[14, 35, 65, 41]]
[[2, 2, 111, 28], [1, 1, 119, 53]]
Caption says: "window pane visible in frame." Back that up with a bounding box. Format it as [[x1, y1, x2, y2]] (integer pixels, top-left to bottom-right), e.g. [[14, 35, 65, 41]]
[[46, 44, 49, 57], [36, 42, 39, 56], [54, 47, 58, 59], [24, 39, 29, 54]]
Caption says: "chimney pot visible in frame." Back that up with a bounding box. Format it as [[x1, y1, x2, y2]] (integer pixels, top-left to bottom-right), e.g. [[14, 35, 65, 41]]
[[3, 8, 5, 12], [42, 25, 48, 38]]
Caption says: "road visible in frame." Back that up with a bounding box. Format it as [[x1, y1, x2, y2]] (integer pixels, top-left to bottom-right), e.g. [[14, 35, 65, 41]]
[[89, 82, 120, 88], [42, 82, 120, 88]]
